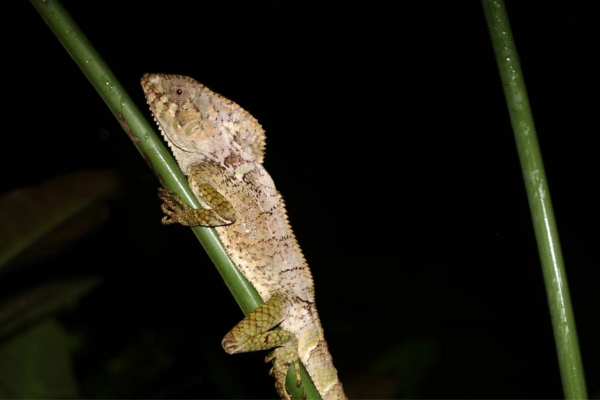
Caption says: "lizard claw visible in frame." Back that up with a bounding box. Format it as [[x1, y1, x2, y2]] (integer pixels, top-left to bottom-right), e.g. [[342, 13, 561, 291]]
[[157, 187, 191, 224], [294, 361, 302, 386]]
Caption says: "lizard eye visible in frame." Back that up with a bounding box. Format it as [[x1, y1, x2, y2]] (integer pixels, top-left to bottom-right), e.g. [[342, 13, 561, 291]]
[[172, 86, 186, 97]]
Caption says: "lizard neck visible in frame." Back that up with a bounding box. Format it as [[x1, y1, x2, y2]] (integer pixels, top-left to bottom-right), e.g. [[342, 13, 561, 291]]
[[171, 136, 256, 177]]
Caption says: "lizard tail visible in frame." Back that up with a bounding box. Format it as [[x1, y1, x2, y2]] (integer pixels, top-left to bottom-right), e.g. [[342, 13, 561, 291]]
[[302, 340, 347, 400]]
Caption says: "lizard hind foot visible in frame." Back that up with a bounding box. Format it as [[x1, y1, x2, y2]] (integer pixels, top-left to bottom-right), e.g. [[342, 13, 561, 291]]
[[265, 342, 302, 399]]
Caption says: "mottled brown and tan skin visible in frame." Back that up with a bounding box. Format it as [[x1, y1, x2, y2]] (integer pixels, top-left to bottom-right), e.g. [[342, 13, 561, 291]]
[[141, 73, 346, 400]]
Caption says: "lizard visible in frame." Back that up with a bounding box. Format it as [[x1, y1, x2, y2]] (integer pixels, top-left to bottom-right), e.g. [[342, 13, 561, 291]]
[[140, 73, 346, 400]]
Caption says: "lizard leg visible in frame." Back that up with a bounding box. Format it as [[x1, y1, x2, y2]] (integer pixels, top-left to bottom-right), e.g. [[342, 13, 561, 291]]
[[157, 185, 235, 226], [222, 293, 301, 400]]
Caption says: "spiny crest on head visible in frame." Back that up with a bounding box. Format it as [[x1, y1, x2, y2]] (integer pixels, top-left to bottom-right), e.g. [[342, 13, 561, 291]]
[[141, 73, 267, 164]]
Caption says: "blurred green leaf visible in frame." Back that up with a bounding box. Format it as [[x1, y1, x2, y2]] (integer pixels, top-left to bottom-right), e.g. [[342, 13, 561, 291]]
[[0, 277, 101, 341], [0, 170, 120, 271], [0, 318, 80, 398]]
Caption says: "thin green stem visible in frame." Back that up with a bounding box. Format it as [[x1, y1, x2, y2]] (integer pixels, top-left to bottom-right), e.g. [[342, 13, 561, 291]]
[[29, 1, 319, 398], [482, 1, 587, 398]]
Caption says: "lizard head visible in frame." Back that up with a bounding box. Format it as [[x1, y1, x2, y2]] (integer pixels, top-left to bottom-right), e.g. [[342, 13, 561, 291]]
[[141, 73, 221, 153], [141, 73, 266, 173]]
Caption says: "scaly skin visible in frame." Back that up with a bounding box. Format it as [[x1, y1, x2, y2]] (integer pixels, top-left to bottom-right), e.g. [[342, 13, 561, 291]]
[[141, 73, 346, 400]]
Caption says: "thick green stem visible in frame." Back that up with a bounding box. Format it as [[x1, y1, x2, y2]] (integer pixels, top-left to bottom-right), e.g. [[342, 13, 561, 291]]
[[482, 1, 587, 398], [29, 0, 319, 398]]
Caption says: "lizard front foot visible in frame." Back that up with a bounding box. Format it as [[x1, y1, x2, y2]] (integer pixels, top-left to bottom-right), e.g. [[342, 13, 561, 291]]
[[157, 186, 235, 227], [157, 188, 191, 225]]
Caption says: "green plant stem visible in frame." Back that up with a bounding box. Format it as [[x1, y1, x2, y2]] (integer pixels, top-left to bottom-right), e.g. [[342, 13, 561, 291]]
[[27, 0, 258, 319], [29, 1, 319, 398], [482, 1, 587, 399]]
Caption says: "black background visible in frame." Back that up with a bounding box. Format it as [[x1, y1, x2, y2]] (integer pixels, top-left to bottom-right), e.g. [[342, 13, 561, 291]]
[[4, 1, 598, 398]]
